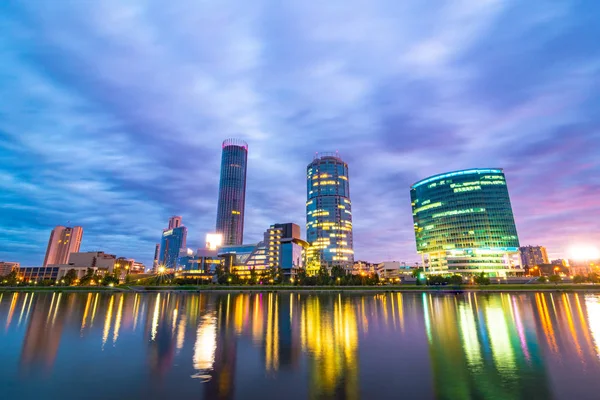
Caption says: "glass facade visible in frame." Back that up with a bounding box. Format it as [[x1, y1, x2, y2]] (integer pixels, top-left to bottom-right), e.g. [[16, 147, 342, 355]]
[[410, 168, 520, 276], [159, 226, 187, 270], [306, 154, 354, 269], [265, 223, 307, 278], [216, 139, 248, 246]]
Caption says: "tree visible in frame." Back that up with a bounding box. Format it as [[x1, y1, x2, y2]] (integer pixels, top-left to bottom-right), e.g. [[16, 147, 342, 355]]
[[80, 268, 101, 286], [474, 273, 491, 285], [537, 276, 547, 283], [215, 265, 229, 285], [427, 275, 446, 285], [2, 270, 19, 286], [63, 269, 78, 286], [548, 275, 561, 285], [317, 265, 330, 285], [411, 268, 424, 278], [573, 275, 586, 284], [102, 274, 120, 286], [448, 275, 463, 285]]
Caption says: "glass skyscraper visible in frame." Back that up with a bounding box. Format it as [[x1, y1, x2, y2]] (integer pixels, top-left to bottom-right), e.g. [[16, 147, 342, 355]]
[[306, 153, 354, 270], [216, 139, 248, 246], [158, 216, 187, 271], [410, 168, 520, 276]]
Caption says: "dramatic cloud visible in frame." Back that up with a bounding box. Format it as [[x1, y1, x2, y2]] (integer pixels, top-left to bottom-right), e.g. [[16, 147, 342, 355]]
[[0, 0, 598, 266]]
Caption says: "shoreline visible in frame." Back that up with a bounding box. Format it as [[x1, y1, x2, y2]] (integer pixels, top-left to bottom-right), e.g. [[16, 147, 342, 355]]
[[2, 284, 600, 294]]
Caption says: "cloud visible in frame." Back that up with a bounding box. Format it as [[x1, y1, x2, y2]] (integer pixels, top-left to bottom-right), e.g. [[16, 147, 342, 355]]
[[0, 0, 599, 266]]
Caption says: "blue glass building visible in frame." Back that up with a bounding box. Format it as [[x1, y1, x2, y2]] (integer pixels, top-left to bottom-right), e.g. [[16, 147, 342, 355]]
[[306, 153, 354, 270], [158, 216, 187, 271], [410, 168, 521, 276], [216, 139, 248, 246]]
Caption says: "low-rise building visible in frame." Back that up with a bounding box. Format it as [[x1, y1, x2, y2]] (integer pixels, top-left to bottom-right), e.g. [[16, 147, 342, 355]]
[[19, 266, 60, 282], [519, 245, 549, 268], [351, 261, 376, 275], [0, 261, 19, 276], [179, 248, 222, 282], [218, 222, 308, 280], [375, 261, 419, 280]]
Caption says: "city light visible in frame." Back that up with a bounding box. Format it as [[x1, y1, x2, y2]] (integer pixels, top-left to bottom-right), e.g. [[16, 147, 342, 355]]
[[157, 266, 166, 274], [206, 233, 223, 250], [569, 245, 600, 260]]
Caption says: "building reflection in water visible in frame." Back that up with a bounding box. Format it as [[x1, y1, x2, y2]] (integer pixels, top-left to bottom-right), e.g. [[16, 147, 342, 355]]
[[19, 293, 65, 377], [423, 293, 552, 400], [5, 291, 600, 399], [300, 294, 359, 400]]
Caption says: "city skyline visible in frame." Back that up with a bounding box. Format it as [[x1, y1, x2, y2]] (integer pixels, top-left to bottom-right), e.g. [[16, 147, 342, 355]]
[[1, 2, 599, 267]]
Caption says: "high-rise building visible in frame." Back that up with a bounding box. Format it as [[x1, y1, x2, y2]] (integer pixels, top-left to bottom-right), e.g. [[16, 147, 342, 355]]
[[153, 243, 160, 272], [158, 216, 187, 270], [410, 168, 520, 276], [306, 153, 354, 270], [519, 245, 549, 267], [42, 226, 83, 267], [216, 139, 248, 246]]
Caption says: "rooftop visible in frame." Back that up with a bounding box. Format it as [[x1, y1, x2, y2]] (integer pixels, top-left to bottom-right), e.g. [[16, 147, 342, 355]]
[[411, 168, 503, 189]]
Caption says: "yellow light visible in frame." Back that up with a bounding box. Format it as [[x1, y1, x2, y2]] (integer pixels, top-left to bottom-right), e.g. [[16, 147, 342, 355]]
[[158, 266, 166, 274], [569, 245, 600, 260]]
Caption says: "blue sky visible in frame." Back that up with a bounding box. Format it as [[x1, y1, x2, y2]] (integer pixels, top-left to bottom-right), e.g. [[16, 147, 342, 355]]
[[1, 0, 599, 266]]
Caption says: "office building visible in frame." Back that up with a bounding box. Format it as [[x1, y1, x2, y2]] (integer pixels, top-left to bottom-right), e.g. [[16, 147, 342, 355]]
[[410, 168, 520, 276], [519, 245, 549, 267], [179, 248, 222, 279], [219, 243, 268, 277], [153, 243, 160, 272], [265, 223, 308, 279], [0, 261, 19, 276], [216, 139, 248, 246], [158, 216, 188, 271], [306, 153, 354, 270], [42, 226, 83, 266]]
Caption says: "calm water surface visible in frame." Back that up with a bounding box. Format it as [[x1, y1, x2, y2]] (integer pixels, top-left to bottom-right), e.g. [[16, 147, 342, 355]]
[[1, 291, 600, 399]]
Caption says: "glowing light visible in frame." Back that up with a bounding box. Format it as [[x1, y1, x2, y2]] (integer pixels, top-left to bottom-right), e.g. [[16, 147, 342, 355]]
[[192, 313, 217, 376], [158, 266, 166, 274], [569, 245, 600, 260]]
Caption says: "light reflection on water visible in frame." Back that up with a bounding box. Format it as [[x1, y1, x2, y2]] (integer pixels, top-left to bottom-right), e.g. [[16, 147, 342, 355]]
[[2, 291, 600, 399]]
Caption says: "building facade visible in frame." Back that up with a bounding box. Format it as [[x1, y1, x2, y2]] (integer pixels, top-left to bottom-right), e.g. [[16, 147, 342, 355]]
[[265, 223, 308, 279], [306, 153, 354, 270], [43, 226, 83, 266], [519, 245, 549, 267], [0, 261, 19, 276], [410, 168, 520, 276], [158, 216, 188, 271], [216, 139, 248, 246], [153, 243, 160, 272]]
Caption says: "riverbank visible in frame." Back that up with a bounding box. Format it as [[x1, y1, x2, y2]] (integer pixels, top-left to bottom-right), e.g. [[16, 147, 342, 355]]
[[2, 284, 600, 293]]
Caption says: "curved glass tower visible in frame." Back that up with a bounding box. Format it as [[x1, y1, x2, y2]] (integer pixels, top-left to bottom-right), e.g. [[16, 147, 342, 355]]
[[216, 139, 248, 246], [410, 168, 520, 276], [306, 153, 354, 270]]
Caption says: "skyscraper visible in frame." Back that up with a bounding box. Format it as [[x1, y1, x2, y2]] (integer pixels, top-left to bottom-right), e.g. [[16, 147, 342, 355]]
[[216, 139, 248, 246], [158, 216, 187, 270], [43, 226, 83, 266], [153, 243, 160, 272], [306, 153, 354, 270], [410, 168, 520, 276], [519, 245, 549, 267]]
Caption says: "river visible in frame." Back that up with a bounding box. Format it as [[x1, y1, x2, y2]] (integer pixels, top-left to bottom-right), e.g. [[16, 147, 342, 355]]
[[1, 291, 600, 399]]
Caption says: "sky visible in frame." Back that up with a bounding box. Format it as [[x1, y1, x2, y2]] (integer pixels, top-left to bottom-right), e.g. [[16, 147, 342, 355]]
[[1, 0, 599, 267]]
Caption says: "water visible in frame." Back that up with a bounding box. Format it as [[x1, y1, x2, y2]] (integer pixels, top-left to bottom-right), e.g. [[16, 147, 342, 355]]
[[1, 291, 600, 400]]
